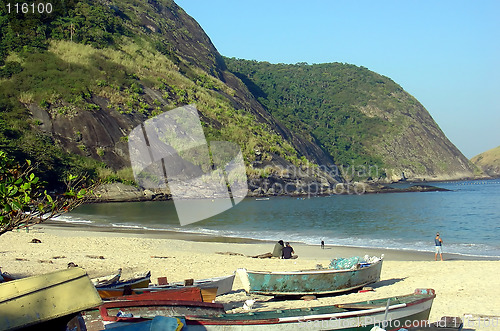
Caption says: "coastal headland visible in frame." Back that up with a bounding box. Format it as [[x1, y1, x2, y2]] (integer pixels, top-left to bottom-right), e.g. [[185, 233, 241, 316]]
[[95, 182, 453, 202], [1, 224, 498, 328]]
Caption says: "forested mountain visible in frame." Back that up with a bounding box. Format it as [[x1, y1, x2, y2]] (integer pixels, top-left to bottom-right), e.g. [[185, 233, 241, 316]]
[[0, 0, 338, 195], [0, 0, 477, 197], [225, 59, 477, 182]]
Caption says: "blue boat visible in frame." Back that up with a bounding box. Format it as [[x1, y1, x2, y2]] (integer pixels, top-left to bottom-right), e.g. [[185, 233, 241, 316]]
[[107, 316, 185, 330], [237, 256, 383, 295]]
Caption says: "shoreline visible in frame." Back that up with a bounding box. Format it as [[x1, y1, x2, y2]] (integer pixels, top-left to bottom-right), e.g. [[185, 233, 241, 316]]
[[94, 178, 500, 201], [2, 224, 499, 326], [44, 222, 499, 261]]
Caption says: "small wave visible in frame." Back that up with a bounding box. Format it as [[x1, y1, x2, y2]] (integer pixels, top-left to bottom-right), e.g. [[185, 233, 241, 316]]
[[156, 227, 500, 258], [51, 215, 93, 224], [110, 223, 148, 230]]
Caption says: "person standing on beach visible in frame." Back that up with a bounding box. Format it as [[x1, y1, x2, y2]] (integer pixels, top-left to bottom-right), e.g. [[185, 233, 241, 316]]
[[272, 240, 284, 258], [435, 232, 443, 261], [321, 240, 325, 249]]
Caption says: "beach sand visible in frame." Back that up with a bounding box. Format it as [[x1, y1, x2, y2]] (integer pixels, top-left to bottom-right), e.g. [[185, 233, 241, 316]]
[[1, 225, 499, 329]]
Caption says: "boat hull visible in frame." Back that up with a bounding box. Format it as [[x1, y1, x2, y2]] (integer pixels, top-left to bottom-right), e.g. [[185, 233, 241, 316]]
[[147, 274, 235, 297], [192, 274, 235, 296], [238, 260, 382, 295], [82, 300, 225, 331], [184, 288, 435, 330], [112, 286, 205, 302], [96, 273, 151, 299], [0, 268, 102, 330]]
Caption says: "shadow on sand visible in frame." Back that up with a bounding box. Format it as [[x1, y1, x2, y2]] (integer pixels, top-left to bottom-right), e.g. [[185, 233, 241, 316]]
[[371, 277, 406, 289]]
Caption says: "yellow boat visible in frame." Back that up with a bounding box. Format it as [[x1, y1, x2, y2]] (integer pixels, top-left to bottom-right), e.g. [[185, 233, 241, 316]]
[[0, 268, 102, 330]]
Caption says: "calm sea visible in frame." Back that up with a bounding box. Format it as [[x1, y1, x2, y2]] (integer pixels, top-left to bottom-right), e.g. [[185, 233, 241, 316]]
[[57, 179, 500, 258]]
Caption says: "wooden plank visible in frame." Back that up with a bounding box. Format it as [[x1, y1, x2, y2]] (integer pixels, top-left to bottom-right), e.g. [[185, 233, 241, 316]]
[[200, 287, 218, 303]]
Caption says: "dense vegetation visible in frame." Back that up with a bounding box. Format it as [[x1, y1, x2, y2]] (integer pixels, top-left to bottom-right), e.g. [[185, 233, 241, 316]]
[[0, 0, 127, 64], [1, 0, 472, 187], [224, 59, 408, 174], [0, 0, 129, 186], [0, 0, 306, 186], [0, 150, 90, 235]]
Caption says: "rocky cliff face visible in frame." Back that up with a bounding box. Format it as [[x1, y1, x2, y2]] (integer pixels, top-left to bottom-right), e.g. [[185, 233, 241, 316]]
[[144, 1, 337, 170], [360, 90, 476, 181], [471, 146, 500, 177], [224, 60, 477, 183], [1, 0, 477, 196], [5, 0, 339, 196]]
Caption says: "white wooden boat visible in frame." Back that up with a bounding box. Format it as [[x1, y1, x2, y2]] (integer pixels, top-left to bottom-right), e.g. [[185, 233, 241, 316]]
[[145, 273, 235, 296]]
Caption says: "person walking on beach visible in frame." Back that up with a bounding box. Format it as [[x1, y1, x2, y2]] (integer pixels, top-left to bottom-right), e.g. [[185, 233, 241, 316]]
[[435, 232, 443, 261], [321, 240, 325, 249], [272, 240, 284, 258]]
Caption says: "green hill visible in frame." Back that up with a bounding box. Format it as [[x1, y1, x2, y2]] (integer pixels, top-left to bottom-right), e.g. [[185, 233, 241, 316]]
[[0, 0, 327, 190], [0, 0, 477, 195], [471, 146, 500, 177], [225, 58, 477, 181]]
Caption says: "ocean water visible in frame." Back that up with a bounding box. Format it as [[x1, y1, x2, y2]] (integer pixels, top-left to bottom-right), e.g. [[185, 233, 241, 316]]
[[57, 179, 500, 258]]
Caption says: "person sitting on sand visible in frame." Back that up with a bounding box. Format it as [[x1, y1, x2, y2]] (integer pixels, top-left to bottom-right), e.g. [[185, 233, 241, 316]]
[[272, 240, 284, 258], [282, 242, 298, 259], [435, 232, 443, 261]]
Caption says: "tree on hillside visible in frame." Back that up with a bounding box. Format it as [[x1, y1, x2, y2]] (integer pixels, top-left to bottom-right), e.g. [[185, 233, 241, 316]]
[[0, 151, 92, 236]]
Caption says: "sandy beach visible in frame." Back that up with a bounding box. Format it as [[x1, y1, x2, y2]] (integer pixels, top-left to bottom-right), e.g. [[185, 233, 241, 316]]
[[1, 224, 499, 329]]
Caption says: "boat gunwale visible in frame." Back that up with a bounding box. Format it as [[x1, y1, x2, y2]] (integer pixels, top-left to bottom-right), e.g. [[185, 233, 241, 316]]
[[99, 299, 225, 310], [149, 274, 235, 288], [277, 303, 408, 322], [247, 281, 375, 296], [245, 259, 382, 276], [95, 277, 150, 291]]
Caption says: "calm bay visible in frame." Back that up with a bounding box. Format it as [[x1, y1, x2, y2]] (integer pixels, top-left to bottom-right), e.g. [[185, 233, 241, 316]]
[[59, 179, 500, 258]]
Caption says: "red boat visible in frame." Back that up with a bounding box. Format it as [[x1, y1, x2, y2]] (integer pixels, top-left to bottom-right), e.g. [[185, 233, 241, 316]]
[[111, 286, 206, 302]]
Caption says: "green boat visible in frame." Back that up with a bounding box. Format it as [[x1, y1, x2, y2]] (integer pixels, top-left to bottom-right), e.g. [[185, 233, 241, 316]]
[[0, 268, 102, 330], [237, 256, 383, 296], [183, 288, 436, 330]]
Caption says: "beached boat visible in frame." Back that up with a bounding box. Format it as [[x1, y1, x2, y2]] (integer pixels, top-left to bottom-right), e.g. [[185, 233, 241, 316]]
[[111, 286, 207, 302], [82, 299, 225, 331], [237, 257, 382, 295], [96, 271, 151, 299], [0, 271, 15, 282], [92, 268, 122, 287], [0, 268, 102, 330], [145, 274, 235, 297], [182, 288, 436, 330], [183, 274, 235, 296]]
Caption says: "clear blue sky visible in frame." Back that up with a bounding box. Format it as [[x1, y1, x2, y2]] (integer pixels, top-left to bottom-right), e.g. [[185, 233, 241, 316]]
[[176, 0, 499, 158]]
